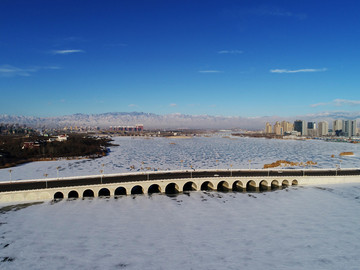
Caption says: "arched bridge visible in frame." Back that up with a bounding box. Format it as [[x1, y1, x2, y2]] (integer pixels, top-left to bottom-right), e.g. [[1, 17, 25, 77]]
[[1, 168, 360, 203]]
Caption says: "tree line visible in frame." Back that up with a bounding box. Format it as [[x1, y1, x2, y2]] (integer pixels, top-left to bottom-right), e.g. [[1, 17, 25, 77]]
[[0, 134, 114, 168]]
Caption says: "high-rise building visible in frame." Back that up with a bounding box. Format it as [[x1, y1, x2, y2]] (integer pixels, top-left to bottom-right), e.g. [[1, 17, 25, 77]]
[[343, 120, 349, 136], [273, 121, 283, 135], [307, 122, 317, 137], [307, 122, 316, 130], [317, 121, 329, 136], [294, 120, 307, 136], [333, 120, 343, 134], [343, 120, 357, 137], [281, 121, 293, 134], [351, 120, 357, 136], [265, 122, 272, 134]]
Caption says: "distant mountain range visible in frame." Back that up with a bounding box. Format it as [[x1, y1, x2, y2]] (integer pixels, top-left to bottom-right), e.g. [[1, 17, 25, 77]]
[[0, 111, 359, 130]]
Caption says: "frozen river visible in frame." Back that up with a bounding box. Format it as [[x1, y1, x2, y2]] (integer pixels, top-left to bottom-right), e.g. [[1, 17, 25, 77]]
[[1, 184, 360, 270], [0, 136, 359, 181], [1, 136, 360, 269]]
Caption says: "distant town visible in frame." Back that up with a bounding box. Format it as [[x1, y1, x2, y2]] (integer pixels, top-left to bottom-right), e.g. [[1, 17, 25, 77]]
[[263, 119, 358, 140], [0, 119, 359, 169], [0, 122, 208, 138], [0, 123, 145, 136], [1, 119, 359, 139]]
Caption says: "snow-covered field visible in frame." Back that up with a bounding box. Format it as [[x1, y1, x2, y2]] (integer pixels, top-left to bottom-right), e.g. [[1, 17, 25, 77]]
[[1, 136, 359, 181], [1, 184, 360, 270]]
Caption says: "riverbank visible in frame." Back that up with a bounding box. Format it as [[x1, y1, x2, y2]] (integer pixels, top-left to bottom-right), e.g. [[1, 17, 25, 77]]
[[0, 134, 114, 169], [1, 136, 359, 182]]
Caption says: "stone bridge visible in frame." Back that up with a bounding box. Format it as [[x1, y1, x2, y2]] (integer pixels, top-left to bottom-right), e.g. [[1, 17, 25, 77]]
[[1, 168, 360, 203]]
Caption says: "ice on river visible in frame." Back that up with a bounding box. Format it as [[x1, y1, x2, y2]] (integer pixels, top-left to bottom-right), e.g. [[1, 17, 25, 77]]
[[1, 184, 360, 270], [0, 136, 359, 181]]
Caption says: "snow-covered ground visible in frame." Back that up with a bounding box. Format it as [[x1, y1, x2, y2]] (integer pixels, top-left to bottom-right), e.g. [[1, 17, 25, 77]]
[[1, 137, 360, 269], [1, 184, 360, 270], [1, 136, 359, 181]]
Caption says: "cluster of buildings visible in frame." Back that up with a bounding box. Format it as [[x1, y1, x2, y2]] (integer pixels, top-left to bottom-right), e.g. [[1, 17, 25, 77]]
[[108, 124, 144, 133], [62, 126, 101, 132], [265, 121, 294, 136], [265, 120, 358, 138], [0, 123, 35, 135], [22, 135, 69, 149]]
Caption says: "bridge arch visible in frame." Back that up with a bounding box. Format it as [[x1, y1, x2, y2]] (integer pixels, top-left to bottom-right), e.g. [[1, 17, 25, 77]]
[[292, 179, 298, 186], [148, 184, 161, 194], [165, 183, 180, 194], [131, 185, 144, 195], [232, 180, 244, 191], [282, 180, 289, 187], [246, 180, 257, 192], [115, 187, 127, 196], [201, 181, 214, 191], [83, 189, 95, 198], [271, 180, 280, 189], [259, 180, 269, 191], [54, 191, 64, 200], [98, 188, 111, 197], [183, 181, 197, 192], [217, 181, 230, 192], [68, 190, 79, 199]]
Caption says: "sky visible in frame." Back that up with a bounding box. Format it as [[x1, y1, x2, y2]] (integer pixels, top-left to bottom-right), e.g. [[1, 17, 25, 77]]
[[1, 0, 360, 118]]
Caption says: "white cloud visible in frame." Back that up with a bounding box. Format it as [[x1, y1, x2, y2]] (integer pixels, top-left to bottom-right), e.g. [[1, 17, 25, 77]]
[[0, 65, 60, 77], [169, 103, 177, 107], [45, 66, 62, 70], [218, 50, 243, 54], [52, 49, 85, 55], [310, 99, 360, 108], [246, 7, 307, 20], [128, 104, 138, 108], [198, 70, 223, 73], [310, 102, 328, 108], [333, 99, 360, 106], [0, 65, 31, 77], [270, 68, 327, 73]]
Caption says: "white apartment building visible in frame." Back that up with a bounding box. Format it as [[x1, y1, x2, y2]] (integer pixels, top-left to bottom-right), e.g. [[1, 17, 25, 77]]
[[317, 121, 329, 136], [333, 120, 343, 134]]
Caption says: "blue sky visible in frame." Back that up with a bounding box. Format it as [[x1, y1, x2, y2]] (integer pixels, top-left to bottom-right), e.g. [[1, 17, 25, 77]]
[[1, 0, 360, 117]]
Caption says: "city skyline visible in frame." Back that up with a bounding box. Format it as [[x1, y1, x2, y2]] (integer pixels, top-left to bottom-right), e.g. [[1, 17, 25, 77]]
[[265, 119, 358, 137], [1, 0, 360, 118]]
